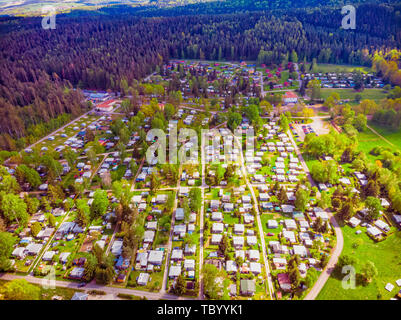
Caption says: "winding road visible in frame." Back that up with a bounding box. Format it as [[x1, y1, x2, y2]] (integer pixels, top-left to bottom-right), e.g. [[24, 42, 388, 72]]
[[304, 213, 343, 300], [286, 128, 344, 300]]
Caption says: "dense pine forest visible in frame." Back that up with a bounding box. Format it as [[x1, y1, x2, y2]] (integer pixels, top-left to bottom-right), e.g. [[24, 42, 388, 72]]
[[0, 1, 400, 150]]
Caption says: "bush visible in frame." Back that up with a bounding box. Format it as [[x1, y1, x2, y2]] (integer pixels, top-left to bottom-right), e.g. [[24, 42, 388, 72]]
[[332, 198, 341, 209], [352, 238, 364, 249], [117, 293, 142, 300], [31, 222, 42, 237], [48, 214, 56, 227], [115, 231, 126, 238], [88, 290, 106, 295]]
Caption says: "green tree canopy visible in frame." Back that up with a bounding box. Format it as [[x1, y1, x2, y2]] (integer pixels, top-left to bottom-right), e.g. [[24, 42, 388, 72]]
[[0, 193, 29, 227], [1, 279, 41, 300], [90, 190, 109, 221], [0, 231, 17, 271]]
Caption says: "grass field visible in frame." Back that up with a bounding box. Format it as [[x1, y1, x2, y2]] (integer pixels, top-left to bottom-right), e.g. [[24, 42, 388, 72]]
[[0, 279, 80, 300], [223, 213, 239, 225], [357, 129, 392, 162], [356, 124, 401, 163], [368, 123, 401, 151], [302, 153, 319, 172], [320, 89, 388, 103], [313, 63, 371, 74], [317, 226, 401, 300]]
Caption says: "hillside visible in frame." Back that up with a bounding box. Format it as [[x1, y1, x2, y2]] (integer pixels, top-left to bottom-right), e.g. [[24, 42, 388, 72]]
[[0, 0, 400, 150], [0, 0, 215, 16], [1, 0, 398, 16]]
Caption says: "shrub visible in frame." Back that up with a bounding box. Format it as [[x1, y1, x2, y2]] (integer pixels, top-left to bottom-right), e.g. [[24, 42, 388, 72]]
[[117, 293, 142, 300], [88, 290, 106, 295]]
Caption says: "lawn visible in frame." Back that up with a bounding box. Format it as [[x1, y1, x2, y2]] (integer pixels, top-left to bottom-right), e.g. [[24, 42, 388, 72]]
[[302, 153, 319, 172], [367, 123, 401, 151], [356, 128, 394, 163], [260, 214, 274, 233], [223, 213, 239, 225], [317, 225, 401, 300], [205, 188, 220, 200], [260, 213, 282, 243], [312, 63, 371, 74], [320, 88, 387, 103], [0, 279, 81, 300], [127, 270, 164, 292]]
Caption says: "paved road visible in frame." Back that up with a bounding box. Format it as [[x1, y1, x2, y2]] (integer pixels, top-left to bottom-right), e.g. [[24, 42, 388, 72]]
[[160, 166, 182, 294], [198, 130, 207, 300], [130, 157, 145, 192], [197, 121, 230, 299], [294, 63, 302, 89], [3, 108, 95, 167], [144, 72, 157, 82], [233, 133, 274, 299], [286, 128, 344, 300], [286, 129, 317, 190], [0, 273, 192, 300], [179, 105, 220, 115], [304, 212, 343, 300]]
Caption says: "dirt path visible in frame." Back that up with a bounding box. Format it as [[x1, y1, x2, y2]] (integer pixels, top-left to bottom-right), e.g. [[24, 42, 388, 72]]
[[366, 125, 396, 148]]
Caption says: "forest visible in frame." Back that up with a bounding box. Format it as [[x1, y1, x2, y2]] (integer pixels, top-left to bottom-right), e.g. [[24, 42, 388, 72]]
[[0, 1, 400, 150], [100, 0, 401, 17]]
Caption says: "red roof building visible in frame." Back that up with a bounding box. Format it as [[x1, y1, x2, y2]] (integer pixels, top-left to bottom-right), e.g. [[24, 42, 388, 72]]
[[283, 91, 298, 104], [96, 99, 116, 112], [277, 273, 292, 292]]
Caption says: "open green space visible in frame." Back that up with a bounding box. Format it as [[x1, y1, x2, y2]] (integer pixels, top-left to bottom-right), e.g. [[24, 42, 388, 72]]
[[312, 63, 371, 74], [320, 89, 387, 103], [0, 279, 81, 300], [356, 128, 395, 163], [367, 123, 401, 151], [317, 225, 401, 300]]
